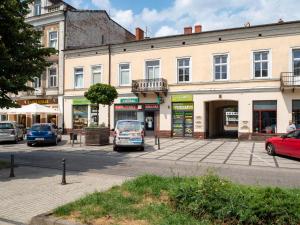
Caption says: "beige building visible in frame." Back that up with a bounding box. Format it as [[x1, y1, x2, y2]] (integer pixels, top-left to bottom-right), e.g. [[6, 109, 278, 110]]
[[64, 20, 300, 140]]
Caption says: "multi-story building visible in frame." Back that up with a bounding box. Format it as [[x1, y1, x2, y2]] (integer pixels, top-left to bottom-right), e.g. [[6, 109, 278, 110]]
[[11, 0, 134, 128], [64, 20, 300, 140]]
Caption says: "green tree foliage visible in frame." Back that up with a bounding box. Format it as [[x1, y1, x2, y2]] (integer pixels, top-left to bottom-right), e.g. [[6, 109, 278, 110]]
[[84, 83, 118, 126], [0, 0, 56, 108]]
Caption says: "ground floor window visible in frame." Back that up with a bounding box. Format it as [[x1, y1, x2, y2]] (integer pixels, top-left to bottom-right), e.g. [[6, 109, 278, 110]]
[[0, 115, 7, 121], [47, 114, 57, 125], [292, 100, 300, 128], [172, 102, 194, 137], [73, 105, 88, 129], [114, 104, 144, 127], [253, 101, 277, 133]]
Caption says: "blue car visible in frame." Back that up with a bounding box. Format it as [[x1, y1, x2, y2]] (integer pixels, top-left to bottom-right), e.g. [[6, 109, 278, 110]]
[[27, 123, 62, 146]]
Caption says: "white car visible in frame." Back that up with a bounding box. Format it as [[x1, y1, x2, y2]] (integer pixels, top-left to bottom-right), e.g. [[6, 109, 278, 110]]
[[113, 120, 144, 151], [0, 121, 24, 143]]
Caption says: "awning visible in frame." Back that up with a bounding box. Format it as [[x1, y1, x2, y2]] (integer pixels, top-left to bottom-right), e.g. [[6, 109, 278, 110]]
[[7, 103, 60, 114]]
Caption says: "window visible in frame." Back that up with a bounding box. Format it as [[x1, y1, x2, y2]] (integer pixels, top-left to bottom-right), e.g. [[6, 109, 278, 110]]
[[177, 58, 191, 82], [145, 60, 160, 79], [293, 49, 300, 76], [34, 0, 41, 16], [74, 68, 83, 89], [253, 101, 277, 133], [91, 65, 102, 84], [48, 68, 57, 87], [33, 77, 41, 88], [73, 105, 88, 129], [253, 51, 270, 78], [214, 55, 228, 80], [119, 64, 130, 85], [49, 31, 58, 49], [292, 100, 300, 129]]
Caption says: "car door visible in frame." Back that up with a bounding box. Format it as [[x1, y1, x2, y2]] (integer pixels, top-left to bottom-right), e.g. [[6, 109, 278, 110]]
[[281, 130, 300, 157], [277, 131, 296, 155]]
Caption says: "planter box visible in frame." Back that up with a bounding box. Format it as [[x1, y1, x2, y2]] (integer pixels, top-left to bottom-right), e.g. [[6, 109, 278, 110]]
[[85, 127, 110, 146]]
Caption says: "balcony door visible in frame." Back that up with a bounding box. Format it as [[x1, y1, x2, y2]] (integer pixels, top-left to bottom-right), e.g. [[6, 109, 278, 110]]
[[293, 49, 300, 76], [145, 60, 160, 80]]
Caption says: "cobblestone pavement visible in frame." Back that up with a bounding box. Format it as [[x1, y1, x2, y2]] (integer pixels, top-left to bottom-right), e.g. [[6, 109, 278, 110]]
[[0, 136, 300, 169], [0, 166, 128, 225]]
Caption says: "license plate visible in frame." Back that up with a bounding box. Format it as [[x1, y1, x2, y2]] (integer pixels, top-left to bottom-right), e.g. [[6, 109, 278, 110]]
[[130, 138, 142, 143], [35, 138, 44, 141]]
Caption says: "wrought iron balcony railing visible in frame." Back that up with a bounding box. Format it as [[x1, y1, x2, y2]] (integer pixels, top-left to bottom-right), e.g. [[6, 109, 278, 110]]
[[281, 72, 300, 90], [132, 78, 168, 95]]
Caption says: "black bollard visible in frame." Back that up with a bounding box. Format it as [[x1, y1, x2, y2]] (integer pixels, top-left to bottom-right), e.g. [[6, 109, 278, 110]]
[[155, 135, 157, 145], [61, 158, 66, 185], [158, 137, 160, 150], [9, 154, 15, 178]]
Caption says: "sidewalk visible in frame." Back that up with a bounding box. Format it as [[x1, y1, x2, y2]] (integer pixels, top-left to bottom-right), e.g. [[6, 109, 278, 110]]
[[0, 166, 129, 225]]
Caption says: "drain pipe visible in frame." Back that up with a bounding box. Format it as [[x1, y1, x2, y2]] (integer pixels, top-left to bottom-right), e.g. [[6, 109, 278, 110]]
[[108, 44, 111, 129]]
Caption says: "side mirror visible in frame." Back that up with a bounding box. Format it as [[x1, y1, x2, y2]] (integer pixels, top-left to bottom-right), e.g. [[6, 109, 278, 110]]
[[281, 134, 287, 139]]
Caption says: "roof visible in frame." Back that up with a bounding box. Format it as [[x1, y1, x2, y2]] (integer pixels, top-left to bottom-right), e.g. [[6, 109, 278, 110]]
[[48, 0, 76, 10]]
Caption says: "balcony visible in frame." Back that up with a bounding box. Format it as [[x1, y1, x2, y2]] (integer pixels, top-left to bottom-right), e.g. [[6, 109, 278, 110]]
[[132, 78, 168, 96], [281, 72, 300, 91]]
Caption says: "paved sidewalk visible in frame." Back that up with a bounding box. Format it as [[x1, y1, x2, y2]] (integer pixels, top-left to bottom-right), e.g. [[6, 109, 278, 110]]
[[0, 166, 128, 225]]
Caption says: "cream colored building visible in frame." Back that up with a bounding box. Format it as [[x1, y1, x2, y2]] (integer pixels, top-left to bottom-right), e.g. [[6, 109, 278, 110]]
[[64, 21, 300, 140]]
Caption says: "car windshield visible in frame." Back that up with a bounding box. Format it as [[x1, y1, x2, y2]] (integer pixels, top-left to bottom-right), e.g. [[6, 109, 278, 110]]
[[0, 123, 14, 129], [116, 121, 142, 132], [31, 125, 51, 131]]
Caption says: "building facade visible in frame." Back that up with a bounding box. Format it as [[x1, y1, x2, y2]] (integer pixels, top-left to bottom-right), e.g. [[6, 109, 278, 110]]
[[64, 21, 300, 140]]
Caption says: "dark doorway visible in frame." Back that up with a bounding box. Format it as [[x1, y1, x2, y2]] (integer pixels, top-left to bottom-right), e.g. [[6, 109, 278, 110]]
[[145, 111, 155, 136]]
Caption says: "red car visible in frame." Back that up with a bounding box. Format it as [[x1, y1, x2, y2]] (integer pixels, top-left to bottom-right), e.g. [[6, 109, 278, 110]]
[[265, 130, 300, 159]]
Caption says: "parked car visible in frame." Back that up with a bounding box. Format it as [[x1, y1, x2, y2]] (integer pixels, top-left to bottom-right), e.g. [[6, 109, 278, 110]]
[[113, 120, 144, 151], [27, 123, 62, 146], [265, 130, 300, 159], [0, 121, 23, 143]]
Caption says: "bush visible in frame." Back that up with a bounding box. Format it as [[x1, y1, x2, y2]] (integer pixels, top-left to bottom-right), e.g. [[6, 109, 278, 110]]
[[173, 175, 300, 225]]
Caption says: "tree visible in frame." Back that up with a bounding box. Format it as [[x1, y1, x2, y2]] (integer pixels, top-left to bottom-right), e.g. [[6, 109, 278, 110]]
[[0, 0, 56, 108], [84, 83, 118, 126]]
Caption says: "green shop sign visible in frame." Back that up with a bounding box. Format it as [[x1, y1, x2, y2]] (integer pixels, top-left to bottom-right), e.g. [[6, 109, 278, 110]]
[[120, 97, 139, 104], [172, 103, 194, 111], [171, 94, 193, 102], [73, 98, 91, 105]]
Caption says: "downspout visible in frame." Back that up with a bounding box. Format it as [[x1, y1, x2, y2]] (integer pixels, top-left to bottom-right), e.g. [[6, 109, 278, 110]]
[[108, 44, 111, 129]]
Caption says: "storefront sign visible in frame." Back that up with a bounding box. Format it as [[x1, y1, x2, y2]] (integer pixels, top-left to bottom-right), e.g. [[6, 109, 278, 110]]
[[17, 99, 58, 105], [172, 103, 194, 111], [115, 104, 143, 111], [145, 104, 160, 111], [73, 98, 91, 105], [171, 94, 193, 102], [120, 97, 139, 104]]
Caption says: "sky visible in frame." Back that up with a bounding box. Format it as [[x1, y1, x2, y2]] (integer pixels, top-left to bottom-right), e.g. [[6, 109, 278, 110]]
[[64, 0, 300, 37]]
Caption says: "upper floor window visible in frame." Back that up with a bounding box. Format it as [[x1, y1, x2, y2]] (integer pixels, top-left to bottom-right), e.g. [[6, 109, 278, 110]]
[[145, 60, 160, 79], [49, 31, 58, 49], [293, 49, 300, 76], [253, 51, 270, 78], [91, 65, 102, 84], [49, 68, 57, 88], [74, 68, 83, 89], [214, 54, 228, 80], [34, 0, 42, 16], [119, 64, 130, 86], [177, 58, 191, 83], [33, 77, 41, 88]]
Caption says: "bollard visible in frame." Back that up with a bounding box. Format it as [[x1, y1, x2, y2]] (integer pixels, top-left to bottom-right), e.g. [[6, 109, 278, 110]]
[[72, 133, 74, 147], [61, 158, 66, 185], [79, 133, 82, 147], [155, 135, 157, 145], [9, 154, 15, 178], [158, 137, 160, 150]]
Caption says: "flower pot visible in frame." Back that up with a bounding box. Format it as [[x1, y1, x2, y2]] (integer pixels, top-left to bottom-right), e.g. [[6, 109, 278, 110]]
[[85, 127, 110, 146]]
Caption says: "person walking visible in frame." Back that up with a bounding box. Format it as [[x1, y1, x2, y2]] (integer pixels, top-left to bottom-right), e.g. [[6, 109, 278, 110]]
[[286, 120, 296, 133]]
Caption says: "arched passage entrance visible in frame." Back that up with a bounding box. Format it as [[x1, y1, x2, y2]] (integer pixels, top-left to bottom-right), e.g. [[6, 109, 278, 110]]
[[205, 100, 238, 139]]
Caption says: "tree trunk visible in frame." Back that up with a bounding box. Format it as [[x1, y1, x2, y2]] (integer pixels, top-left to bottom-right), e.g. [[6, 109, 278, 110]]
[[96, 103, 99, 126]]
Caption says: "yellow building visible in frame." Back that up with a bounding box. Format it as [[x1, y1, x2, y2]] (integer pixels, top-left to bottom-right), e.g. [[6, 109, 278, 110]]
[[64, 20, 300, 140]]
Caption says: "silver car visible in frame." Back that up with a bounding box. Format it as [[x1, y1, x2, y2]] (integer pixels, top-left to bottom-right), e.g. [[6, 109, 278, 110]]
[[0, 121, 24, 143], [113, 120, 144, 151]]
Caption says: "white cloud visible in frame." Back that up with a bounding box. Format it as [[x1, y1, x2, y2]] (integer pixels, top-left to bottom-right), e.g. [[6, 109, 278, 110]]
[[155, 26, 179, 37], [112, 10, 134, 28], [91, 0, 111, 10]]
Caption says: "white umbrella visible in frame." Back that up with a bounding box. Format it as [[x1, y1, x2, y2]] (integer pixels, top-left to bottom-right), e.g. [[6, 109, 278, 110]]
[[8, 103, 60, 114]]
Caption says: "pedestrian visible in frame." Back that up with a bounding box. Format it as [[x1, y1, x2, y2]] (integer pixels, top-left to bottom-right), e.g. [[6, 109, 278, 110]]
[[286, 120, 296, 133]]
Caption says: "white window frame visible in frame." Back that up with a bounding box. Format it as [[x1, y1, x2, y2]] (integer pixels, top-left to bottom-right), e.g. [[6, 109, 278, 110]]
[[49, 31, 58, 49], [74, 67, 84, 89], [91, 64, 102, 85], [177, 57, 192, 83], [292, 49, 300, 75], [33, 77, 41, 89], [251, 49, 272, 79], [34, 0, 41, 16], [118, 63, 131, 86], [213, 53, 230, 81], [144, 59, 161, 79], [48, 67, 57, 88]]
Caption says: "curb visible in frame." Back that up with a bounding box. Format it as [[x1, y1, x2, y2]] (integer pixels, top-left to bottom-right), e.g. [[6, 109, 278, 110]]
[[30, 212, 84, 225]]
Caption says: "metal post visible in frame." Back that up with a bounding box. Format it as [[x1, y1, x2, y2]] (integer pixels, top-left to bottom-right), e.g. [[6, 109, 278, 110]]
[[158, 137, 160, 150], [79, 132, 82, 147], [155, 135, 157, 145], [72, 133, 74, 147], [9, 154, 15, 178], [61, 158, 66, 185]]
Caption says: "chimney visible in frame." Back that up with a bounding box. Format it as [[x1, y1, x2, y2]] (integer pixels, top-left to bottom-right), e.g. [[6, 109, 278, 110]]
[[195, 25, 202, 33], [135, 27, 144, 41], [184, 26, 193, 35]]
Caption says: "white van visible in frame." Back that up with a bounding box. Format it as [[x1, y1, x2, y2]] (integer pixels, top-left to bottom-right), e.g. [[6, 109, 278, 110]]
[[113, 120, 144, 151]]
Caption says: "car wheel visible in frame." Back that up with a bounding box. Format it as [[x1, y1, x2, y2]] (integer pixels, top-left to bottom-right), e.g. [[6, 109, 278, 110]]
[[140, 146, 144, 151], [266, 143, 276, 156], [113, 146, 118, 151], [53, 138, 58, 146], [27, 143, 32, 147]]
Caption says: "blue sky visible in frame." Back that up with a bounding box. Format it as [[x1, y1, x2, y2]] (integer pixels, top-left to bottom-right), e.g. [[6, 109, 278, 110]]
[[64, 0, 300, 37]]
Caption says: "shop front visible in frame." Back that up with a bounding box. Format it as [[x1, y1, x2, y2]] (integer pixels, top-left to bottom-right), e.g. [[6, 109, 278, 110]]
[[171, 95, 194, 137]]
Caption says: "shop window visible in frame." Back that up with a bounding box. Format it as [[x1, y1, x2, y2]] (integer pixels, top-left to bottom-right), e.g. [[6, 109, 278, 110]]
[[293, 49, 300, 76], [177, 58, 191, 83], [48, 67, 57, 87], [172, 102, 194, 137], [91, 65, 102, 84], [253, 51, 270, 78], [73, 105, 88, 129], [0, 115, 7, 121], [47, 115, 57, 125], [253, 101, 277, 133], [214, 54, 228, 80], [119, 64, 130, 86], [145, 60, 160, 79], [293, 100, 300, 128]]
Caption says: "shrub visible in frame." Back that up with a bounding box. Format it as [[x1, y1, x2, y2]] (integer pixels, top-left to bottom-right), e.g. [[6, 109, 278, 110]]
[[173, 175, 300, 225]]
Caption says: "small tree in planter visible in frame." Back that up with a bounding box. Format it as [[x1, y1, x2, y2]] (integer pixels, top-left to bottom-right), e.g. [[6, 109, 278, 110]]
[[84, 84, 118, 146]]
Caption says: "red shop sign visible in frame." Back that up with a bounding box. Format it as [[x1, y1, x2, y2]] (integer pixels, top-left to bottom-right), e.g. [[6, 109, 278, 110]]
[[145, 104, 159, 110], [115, 105, 143, 111]]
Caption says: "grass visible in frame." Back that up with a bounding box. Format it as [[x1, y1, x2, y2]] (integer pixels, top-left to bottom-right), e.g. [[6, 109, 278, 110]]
[[54, 175, 300, 225], [0, 160, 10, 170]]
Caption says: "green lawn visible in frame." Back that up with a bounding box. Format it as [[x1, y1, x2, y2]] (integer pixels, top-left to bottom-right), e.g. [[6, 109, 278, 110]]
[[0, 160, 10, 170], [54, 174, 300, 225]]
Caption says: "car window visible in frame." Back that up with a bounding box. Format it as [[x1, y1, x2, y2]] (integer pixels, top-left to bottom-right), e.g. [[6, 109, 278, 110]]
[[31, 125, 51, 131], [0, 123, 14, 129], [116, 121, 142, 132], [287, 130, 300, 138]]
